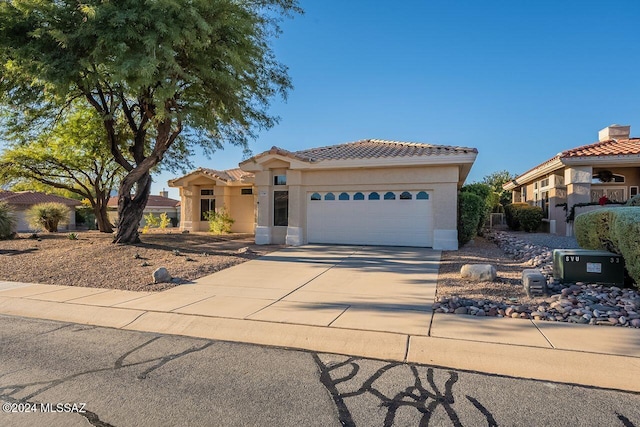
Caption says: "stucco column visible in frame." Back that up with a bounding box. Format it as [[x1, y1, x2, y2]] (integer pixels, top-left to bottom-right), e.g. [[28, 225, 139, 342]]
[[181, 186, 194, 231], [564, 166, 592, 236], [433, 181, 459, 251], [254, 171, 272, 244]]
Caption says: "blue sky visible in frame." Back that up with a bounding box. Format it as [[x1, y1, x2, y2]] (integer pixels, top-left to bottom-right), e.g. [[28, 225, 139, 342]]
[[155, 0, 640, 199]]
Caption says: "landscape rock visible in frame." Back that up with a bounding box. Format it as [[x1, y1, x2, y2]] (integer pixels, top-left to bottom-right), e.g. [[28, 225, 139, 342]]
[[153, 267, 172, 284], [460, 264, 497, 282], [435, 230, 640, 329]]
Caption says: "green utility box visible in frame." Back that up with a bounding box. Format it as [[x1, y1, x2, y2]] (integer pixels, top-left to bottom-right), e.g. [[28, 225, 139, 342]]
[[553, 249, 625, 285]]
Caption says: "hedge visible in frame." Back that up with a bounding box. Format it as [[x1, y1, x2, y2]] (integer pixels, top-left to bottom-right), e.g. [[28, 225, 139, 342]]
[[458, 192, 484, 246], [504, 202, 543, 232], [574, 207, 640, 286]]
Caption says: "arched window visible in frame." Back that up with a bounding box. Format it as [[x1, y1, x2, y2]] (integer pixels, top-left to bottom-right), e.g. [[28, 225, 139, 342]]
[[592, 171, 625, 183], [400, 191, 412, 200], [324, 192, 335, 201], [384, 192, 396, 200], [368, 192, 380, 200], [353, 192, 365, 200], [310, 192, 321, 201], [416, 191, 429, 200], [338, 192, 350, 200]]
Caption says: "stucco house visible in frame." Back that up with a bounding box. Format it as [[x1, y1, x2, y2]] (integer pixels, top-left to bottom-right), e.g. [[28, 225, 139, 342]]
[[107, 191, 181, 227], [503, 125, 640, 236], [0, 190, 80, 232], [170, 139, 478, 250]]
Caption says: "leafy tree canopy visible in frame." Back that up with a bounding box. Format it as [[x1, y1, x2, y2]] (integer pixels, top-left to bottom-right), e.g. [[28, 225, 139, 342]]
[[0, 0, 301, 243], [0, 105, 123, 232]]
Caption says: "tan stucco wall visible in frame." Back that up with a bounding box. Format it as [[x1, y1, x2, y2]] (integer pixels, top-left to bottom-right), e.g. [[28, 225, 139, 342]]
[[176, 177, 254, 233], [254, 165, 460, 248]]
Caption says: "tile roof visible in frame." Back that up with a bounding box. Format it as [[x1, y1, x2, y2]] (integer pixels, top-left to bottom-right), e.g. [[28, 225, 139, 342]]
[[198, 167, 253, 182], [561, 138, 640, 158], [292, 139, 477, 162], [107, 195, 180, 208], [0, 191, 81, 206], [506, 137, 640, 189]]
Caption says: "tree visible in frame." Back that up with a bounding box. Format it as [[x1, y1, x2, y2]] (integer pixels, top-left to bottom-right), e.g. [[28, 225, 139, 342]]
[[0, 0, 301, 243], [0, 106, 123, 233], [482, 170, 516, 208]]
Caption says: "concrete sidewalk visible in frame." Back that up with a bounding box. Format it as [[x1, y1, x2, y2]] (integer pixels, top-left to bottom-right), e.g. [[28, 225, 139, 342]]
[[0, 245, 639, 393]]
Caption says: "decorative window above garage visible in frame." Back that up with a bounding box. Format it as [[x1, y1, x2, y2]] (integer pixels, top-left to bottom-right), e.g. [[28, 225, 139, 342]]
[[368, 192, 380, 200], [353, 192, 365, 200], [416, 191, 429, 200], [324, 192, 335, 200], [400, 191, 412, 200], [338, 192, 350, 200], [310, 192, 321, 201], [384, 192, 396, 200]]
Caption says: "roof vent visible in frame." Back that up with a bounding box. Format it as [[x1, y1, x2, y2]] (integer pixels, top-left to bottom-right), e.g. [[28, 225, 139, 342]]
[[599, 124, 630, 142]]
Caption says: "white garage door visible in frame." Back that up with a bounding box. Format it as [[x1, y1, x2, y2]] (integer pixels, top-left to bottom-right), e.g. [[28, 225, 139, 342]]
[[307, 190, 433, 247]]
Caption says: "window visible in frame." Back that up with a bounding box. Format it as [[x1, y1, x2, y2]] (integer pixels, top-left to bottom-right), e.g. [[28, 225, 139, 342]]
[[324, 192, 335, 200], [368, 192, 380, 200], [310, 192, 321, 201], [541, 190, 549, 218], [353, 192, 365, 200], [241, 188, 253, 195], [631, 186, 639, 197], [274, 175, 287, 185], [400, 191, 412, 200], [201, 189, 214, 196], [384, 192, 396, 200], [338, 192, 350, 200], [274, 191, 288, 226], [200, 198, 215, 221], [416, 191, 429, 200]]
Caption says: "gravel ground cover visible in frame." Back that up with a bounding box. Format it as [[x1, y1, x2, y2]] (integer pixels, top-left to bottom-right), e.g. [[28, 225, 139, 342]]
[[0, 231, 281, 291], [435, 231, 640, 328]]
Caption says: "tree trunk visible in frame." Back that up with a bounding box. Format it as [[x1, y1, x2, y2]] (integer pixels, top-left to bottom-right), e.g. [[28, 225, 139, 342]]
[[94, 198, 113, 233], [113, 172, 151, 244]]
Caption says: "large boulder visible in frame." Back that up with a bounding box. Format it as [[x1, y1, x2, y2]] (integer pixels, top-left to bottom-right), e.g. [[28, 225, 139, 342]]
[[460, 264, 497, 282], [153, 267, 172, 284]]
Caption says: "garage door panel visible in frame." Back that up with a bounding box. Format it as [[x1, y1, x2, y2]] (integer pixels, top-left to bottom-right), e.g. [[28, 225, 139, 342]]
[[307, 193, 432, 247]]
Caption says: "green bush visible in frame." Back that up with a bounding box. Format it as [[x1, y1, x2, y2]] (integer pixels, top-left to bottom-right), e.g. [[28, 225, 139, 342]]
[[0, 201, 17, 239], [458, 192, 484, 246], [25, 202, 70, 232], [504, 202, 529, 230], [204, 208, 235, 234], [461, 183, 492, 235], [574, 208, 617, 253], [518, 206, 544, 232], [575, 207, 640, 286]]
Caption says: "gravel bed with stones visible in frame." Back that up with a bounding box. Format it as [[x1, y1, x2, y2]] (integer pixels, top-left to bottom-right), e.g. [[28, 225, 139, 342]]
[[434, 231, 640, 328]]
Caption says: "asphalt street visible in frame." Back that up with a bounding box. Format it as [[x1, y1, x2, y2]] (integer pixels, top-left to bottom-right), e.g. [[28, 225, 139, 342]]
[[0, 315, 639, 427]]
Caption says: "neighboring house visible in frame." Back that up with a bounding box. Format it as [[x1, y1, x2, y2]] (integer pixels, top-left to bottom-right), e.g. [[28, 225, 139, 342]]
[[107, 191, 181, 227], [170, 139, 478, 250], [0, 190, 80, 232], [503, 125, 640, 236]]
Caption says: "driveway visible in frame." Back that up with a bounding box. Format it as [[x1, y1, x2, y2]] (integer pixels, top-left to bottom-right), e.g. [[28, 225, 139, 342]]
[[134, 245, 442, 335]]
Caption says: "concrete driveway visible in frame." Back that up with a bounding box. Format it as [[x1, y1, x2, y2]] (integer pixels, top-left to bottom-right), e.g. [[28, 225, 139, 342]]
[[137, 245, 442, 335]]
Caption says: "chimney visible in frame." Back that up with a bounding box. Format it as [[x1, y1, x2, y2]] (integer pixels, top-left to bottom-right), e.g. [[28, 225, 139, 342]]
[[599, 124, 630, 142], [159, 188, 169, 198]]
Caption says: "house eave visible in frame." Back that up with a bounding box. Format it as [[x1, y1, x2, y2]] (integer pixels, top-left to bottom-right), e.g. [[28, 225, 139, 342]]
[[503, 157, 564, 191]]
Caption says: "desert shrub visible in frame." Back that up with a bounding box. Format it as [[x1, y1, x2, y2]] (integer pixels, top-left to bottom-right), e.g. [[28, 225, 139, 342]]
[[204, 208, 235, 234], [159, 212, 171, 229], [626, 195, 640, 206], [458, 192, 484, 246], [461, 183, 492, 235], [0, 201, 16, 239], [574, 208, 617, 253], [26, 202, 69, 232], [68, 232, 78, 240], [575, 207, 640, 286], [504, 202, 529, 230], [518, 205, 544, 232]]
